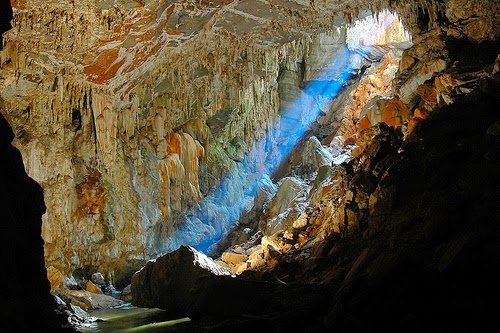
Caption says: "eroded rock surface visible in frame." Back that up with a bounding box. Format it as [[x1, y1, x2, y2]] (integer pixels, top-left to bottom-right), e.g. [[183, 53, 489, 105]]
[[0, 0, 410, 284]]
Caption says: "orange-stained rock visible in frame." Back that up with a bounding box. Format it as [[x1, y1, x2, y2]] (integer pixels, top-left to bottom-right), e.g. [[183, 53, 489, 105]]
[[360, 97, 411, 132], [83, 280, 103, 294], [344, 135, 358, 147], [359, 116, 373, 132], [351, 146, 365, 159], [47, 266, 63, 292], [407, 117, 423, 135], [74, 168, 106, 221], [157, 131, 204, 215], [338, 50, 403, 138], [380, 98, 412, 128], [435, 74, 459, 105], [10, 0, 26, 9], [166, 133, 183, 157], [417, 84, 438, 108], [414, 108, 428, 119]]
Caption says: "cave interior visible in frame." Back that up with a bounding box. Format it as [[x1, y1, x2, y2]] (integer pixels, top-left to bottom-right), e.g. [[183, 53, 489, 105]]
[[1, 0, 499, 332]]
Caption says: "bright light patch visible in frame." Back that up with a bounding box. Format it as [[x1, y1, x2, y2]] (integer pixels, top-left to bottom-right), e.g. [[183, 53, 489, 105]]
[[164, 11, 409, 255], [122, 317, 191, 332]]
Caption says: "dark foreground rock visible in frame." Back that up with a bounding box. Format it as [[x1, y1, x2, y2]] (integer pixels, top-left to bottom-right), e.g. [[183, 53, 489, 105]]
[[131, 245, 327, 320], [0, 112, 73, 331], [132, 245, 232, 314]]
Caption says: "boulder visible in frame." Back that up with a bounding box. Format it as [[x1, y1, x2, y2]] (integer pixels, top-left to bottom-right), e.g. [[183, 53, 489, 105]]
[[132, 246, 232, 313], [300, 136, 334, 174], [120, 284, 133, 302], [62, 289, 124, 310], [260, 177, 310, 235], [54, 295, 98, 328], [83, 280, 103, 294], [90, 272, 106, 286], [131, 246, 311, 318], [221, 251, 248, 267], [254, 174, 278, 211], [265, 177, 308, 220]]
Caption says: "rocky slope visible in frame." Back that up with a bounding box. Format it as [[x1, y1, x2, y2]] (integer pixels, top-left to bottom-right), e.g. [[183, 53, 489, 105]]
[[131, 0, 500, 331]]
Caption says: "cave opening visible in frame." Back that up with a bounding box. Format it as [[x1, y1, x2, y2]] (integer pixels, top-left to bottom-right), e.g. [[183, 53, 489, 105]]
[[178, 9, 412, 257]]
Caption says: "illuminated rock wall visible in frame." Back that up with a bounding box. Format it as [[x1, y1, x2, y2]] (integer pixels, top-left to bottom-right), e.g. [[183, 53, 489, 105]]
[[1, 0, 405, 284]]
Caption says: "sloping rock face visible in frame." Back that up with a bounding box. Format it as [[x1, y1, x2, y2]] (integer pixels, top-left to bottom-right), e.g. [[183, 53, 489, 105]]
[[131, 245, 325, 321], [0, 112, 72, 332]]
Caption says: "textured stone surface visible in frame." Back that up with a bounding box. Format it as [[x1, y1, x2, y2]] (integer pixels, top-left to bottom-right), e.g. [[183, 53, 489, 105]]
[[0, 0, 408, 284]]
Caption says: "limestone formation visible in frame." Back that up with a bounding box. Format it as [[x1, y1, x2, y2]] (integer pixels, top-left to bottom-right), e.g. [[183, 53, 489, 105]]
[[2, 0, 500, 331], [0, 0, 411, 285]]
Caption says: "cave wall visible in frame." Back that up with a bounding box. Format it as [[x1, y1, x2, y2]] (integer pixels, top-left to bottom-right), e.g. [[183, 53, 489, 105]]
[[0, 0, 411, 285], [1, 0, 498, 290]]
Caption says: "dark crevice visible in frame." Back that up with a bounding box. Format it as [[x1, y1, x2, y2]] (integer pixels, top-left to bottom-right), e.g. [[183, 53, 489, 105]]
[[0, 0, 13, 51]]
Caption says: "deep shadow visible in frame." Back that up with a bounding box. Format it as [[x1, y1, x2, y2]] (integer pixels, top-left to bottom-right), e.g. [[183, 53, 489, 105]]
[[0, 112, 73, 331], [0, 0, 13, 51]]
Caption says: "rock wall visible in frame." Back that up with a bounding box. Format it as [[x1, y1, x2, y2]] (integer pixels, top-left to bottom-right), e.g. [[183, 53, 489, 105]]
[[0, 0, 411, 286], [131, 1, 500, 330]]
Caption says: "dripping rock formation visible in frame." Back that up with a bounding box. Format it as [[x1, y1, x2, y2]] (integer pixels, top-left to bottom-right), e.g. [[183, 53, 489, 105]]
[[1, 0, 500, 331]]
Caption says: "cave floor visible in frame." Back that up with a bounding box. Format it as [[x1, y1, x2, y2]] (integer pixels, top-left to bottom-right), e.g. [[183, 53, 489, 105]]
[[78, 305, 196, 333]]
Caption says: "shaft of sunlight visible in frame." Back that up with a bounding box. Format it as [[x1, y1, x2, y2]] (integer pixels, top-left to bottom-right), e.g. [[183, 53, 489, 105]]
[[165, 12, 398, 255]]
